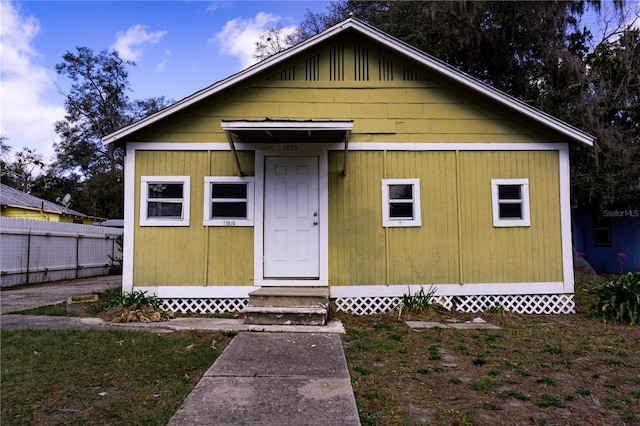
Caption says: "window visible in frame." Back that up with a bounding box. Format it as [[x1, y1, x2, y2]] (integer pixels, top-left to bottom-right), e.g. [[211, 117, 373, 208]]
[[593, 217, 611, 247], [204, 177, 254, 226], [491, 179, 530, 227], [140, 176, 190, 226], [382, 179, 421, 227]]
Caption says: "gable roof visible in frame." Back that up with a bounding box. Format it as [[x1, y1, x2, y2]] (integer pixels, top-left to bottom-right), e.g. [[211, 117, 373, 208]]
[[0, 183, 96, 220], [103, 18, 594, 147]]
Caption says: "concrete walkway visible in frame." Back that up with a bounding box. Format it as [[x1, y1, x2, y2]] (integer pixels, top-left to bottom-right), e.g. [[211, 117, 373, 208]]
[[169, 332, 360, 426], [0, 276, 361, 425], [0, 275, 121, 314]]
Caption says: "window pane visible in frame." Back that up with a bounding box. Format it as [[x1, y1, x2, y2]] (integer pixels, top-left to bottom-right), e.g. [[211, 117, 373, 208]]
[[499, 203, 522, 219], [389, 202, 413, 218], [148, 183, 183, 199], [148, 202, 182, 218], [212, 183, 247, 199], [212, 202, 247, 218], [593, 228, 611, 246], [498, 185, 521, 200], [388, 184, 413, 200]]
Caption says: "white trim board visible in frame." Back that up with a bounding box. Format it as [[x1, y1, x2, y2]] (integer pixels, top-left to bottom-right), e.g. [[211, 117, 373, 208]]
[[330, 282, 567, 298], [126, 141, 568, 152], [122, 146, 136, 292], [134, 286, 253, 299]]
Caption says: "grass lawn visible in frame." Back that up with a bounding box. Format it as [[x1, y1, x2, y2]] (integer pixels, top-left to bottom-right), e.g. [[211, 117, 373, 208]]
[[1, 329, 234, 425], [2, 279, 638, 425], [337, 280, 640, 425]]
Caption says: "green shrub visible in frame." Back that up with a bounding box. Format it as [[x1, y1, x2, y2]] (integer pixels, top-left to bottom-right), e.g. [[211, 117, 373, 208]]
[[588, 273, 640, 325], [106, 290, 161, 311], [396, 285, 437, 318]]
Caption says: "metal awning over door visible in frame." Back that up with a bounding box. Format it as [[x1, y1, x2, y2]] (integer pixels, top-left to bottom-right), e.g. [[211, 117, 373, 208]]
[[221, 120, 353, 176]]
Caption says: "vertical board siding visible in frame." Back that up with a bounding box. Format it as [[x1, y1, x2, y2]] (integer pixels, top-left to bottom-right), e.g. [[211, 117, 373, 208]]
[[384, 151, 460, 285], [328, 151, 461, 286], [457, 151, 563, 283], [329, 151, 386, 285], [134, 150, 254, 287]]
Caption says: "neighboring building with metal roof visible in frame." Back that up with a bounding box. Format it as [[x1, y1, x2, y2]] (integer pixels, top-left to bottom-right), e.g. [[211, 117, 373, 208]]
[[0, 183, 102, 225]]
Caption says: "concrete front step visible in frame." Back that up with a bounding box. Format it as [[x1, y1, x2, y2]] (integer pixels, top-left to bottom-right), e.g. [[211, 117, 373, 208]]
[[248, 287, 329, 308], [243, 306, 328, 326], [244, 288, 330, 326]]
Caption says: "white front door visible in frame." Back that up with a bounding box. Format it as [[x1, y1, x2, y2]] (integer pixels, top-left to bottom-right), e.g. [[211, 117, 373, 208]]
[[263, 156, 319, 278]]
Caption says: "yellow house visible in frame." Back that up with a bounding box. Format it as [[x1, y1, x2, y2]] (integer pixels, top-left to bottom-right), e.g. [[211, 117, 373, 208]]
[[103, 19, 593, 315], [0, 183, 98, 225]]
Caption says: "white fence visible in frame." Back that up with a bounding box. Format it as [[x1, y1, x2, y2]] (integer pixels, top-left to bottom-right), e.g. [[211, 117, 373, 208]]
[[0, 217, 123, 288]]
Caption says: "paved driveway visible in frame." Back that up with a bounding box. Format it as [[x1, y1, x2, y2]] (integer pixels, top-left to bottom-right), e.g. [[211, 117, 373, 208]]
[[0, 276, 121, 314]]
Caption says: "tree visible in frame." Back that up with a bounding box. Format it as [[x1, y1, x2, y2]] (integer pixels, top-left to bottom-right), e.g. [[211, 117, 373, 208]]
[[571, 28, 640, 208], [254, 25, 300, 61], [53, 47, 172, 218], [0, 144, 45, 193], [272, 0, 639, 210]]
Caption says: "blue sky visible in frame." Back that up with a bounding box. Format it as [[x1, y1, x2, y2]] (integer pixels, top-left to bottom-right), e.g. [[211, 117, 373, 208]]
[[0, 0, 330, 160]]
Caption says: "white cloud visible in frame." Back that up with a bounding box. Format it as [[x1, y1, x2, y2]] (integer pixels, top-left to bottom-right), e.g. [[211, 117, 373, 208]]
[[211, 12, 296, 68], [155, 50, 172, 72], [0, 1, 65, 160], [207, 1, 233, 13], [110, 24, 167, 62]]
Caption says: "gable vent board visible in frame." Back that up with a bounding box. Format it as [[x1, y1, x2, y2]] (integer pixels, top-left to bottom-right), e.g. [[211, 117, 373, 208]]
[[354, 43, 369, 81], [379, 55, 393, 81], [329, 43, 345, 81], [280, 66, 295, 81], [403, 66, 419, 81], [305, 55, 320, 81]]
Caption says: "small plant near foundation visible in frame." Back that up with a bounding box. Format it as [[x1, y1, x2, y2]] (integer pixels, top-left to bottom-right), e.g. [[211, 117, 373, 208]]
[[396, 285, 437, 317], [588, 272, 640, 324], [104, 290, 173, 323], [106, 290, 160, 311]]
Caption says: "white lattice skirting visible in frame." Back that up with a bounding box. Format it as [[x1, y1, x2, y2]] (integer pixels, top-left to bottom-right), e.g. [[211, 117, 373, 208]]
[[160, 294, 575, 315], [162, 298, 248, 314], [334, 294, 576, 315]]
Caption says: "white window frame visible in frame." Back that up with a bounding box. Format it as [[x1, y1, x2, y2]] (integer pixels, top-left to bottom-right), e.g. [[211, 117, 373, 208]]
[[491, 179, 531, 227], [381, 178, 422, 227], [204, 176, 254, 227], [140, 176, 190, 227]]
